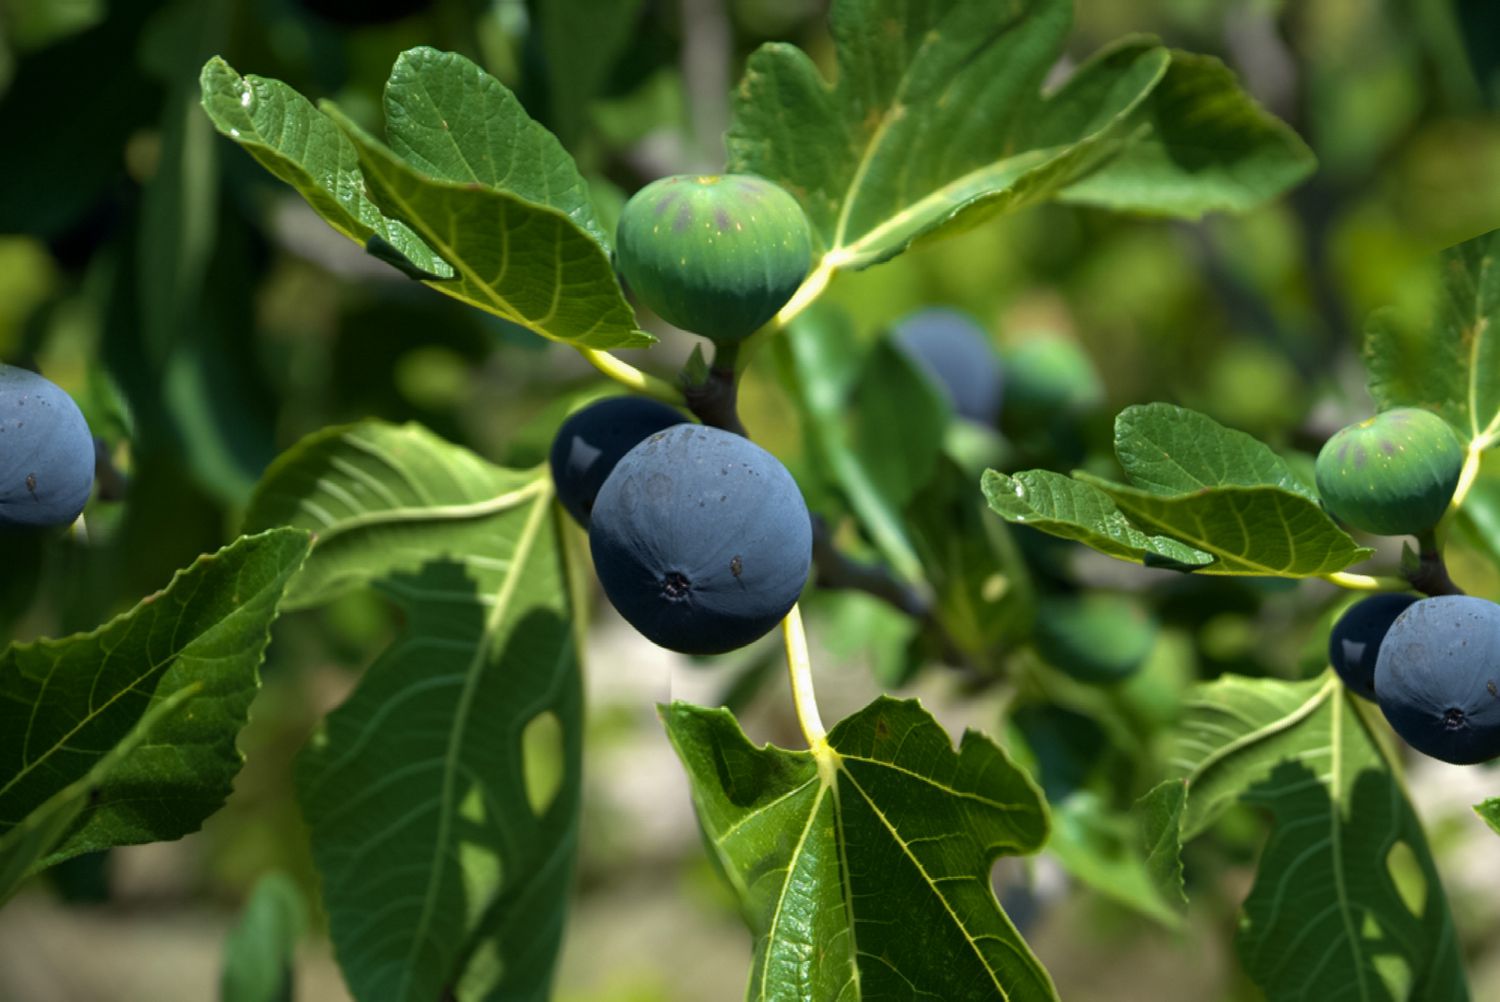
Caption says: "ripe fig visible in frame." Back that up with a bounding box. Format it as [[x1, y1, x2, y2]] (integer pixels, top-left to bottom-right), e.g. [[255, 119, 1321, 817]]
[[549, 396, 685, 528], [589, 424, 812, 655], [1314, 407, 1464, 536], [0, 364, 94, 530], [891, 307, 1004, 425], [1374, 595, 1500, 765], [1327, 593, 1418, 700], [614, 174, 813, 344]]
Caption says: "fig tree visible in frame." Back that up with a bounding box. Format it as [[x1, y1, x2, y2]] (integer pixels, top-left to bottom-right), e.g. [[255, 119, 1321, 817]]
[[1374, 595, 1500, 765], [1327, 592, 1418, 700], [0, 364, 94, 530], [614, 174, 813, 344], [891, 307, 1004, 425], [1314, 407, 1464, 536], [549, 396, 686, 528], [589, 424, 812, 655]]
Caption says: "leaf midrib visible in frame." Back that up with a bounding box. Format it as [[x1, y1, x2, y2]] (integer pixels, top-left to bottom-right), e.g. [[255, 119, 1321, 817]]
[[392, 480, 554, 1000]]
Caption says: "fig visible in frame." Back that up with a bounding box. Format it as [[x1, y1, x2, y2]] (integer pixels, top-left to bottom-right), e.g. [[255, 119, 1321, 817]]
[[1314, 407, 1464, 536]]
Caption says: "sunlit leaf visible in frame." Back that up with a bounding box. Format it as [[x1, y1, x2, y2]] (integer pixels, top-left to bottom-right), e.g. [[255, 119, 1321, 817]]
[[665, 697, 1058, 1001], [0, 530, 310, 867], [199, 57, 450, 278], [245, 421, 582, 1002], [982, 468, 1213, 570]]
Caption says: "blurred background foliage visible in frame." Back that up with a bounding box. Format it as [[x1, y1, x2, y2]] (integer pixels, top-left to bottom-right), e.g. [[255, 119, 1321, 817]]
[[2, 0, 1500, 1000]]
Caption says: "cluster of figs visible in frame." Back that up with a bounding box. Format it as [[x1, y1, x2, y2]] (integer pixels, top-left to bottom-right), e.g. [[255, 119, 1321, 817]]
[[1316, 408, 1500, 765], [558, 173, 1047, 654], [0, 364, 95, 533]]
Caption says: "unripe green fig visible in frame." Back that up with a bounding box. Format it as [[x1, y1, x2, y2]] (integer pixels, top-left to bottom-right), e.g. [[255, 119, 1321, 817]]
[[1314, 407, 1464, 536], [615, 174, 813, 344]]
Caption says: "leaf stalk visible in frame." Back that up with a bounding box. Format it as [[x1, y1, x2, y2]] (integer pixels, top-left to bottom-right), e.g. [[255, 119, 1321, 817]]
[[782, 604, 827, 749]]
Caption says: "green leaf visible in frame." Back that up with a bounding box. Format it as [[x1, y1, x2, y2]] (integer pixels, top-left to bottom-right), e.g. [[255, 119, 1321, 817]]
[[1112, 403, 1316, 498], [1047, 791, 1182, 928], [1057, 49, 1316, 217], [982, 468, 1214, 570], [1366, 228, 1500, 450], [664, 697, 1058, 1002], [989, 404, 1370, 577], [1474, 798, 1500, 837], [1078, 473, 1372, 576], [1135, 779, 1187, 907], [728, 2, 1169, 277], [199, 57, 450, 279], [850, 337, 950, 509], [245, 421, 582, 1002], [0, 529, 310, 865], [1167, 674, 1469, 1001], [221, 872, 307, 1002], [381, 48, 610, 247], [0, 688, 191, 905], [776, 305, 928, 584]]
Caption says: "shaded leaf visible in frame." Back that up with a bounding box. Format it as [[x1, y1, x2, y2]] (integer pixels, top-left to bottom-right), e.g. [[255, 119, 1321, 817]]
[[245, 421, 582, 1002], [1047, 791, 1181, 927], [199, 57, 450, 279], [536, 0, 646, 145], [0, 689, 191, 905], [0, 530, 310, 865], [776, 306, 927, 583], [1366, 228, 1500, 450], [851, 338, 950, 509], [221, 871, 307, 1002], [1058, 49, 1316, 217], [1166, 674, 1468, 1001], [982, 468, 1213, 570], [1135, 779, 1187, 907], [665, 697, 1058, 1001]]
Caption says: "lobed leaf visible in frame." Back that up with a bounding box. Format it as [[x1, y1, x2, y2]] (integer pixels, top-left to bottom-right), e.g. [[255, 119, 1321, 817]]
[[1366, 227, 1500, 450], [245, 421, 582, 1002], [1057, 49, 1316, 217], [0, 529, 310, 868], [1112, 402, 1316, 498], [1475, 798, 1500, 837], [1165, 674, 1469, 1001], [665, 697, 1058, 1002]]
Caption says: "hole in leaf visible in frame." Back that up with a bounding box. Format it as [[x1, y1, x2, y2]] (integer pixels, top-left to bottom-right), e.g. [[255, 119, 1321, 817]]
[[1385, 840, 1426, 919], [521, 710, 565, 817]]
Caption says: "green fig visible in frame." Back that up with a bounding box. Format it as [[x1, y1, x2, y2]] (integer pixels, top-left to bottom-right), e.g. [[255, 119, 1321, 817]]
[[615, 174, 813, 344], [1314, 407, 1464, 536]]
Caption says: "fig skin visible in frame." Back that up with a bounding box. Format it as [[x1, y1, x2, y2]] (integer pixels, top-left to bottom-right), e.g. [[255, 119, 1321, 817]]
[[1374, 595, 1500, 765], [614, 174, 813, 344], [548, 396, 686, 529], [588, 424, 812, 655], [1314, 407, 1464, 537], [0, 365, 95, 531], [1327, 593, 1418, 700]]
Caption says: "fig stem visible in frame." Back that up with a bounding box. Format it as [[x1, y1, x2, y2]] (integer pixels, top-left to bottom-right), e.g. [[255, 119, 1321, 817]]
[[68, 513, 89, 544], [782, 604, 827, 749], [1323, 571, 1407, 591], [577, 347, 684, 405], [681, 342, 748, 437], [1408, 529, 1465, 597]]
